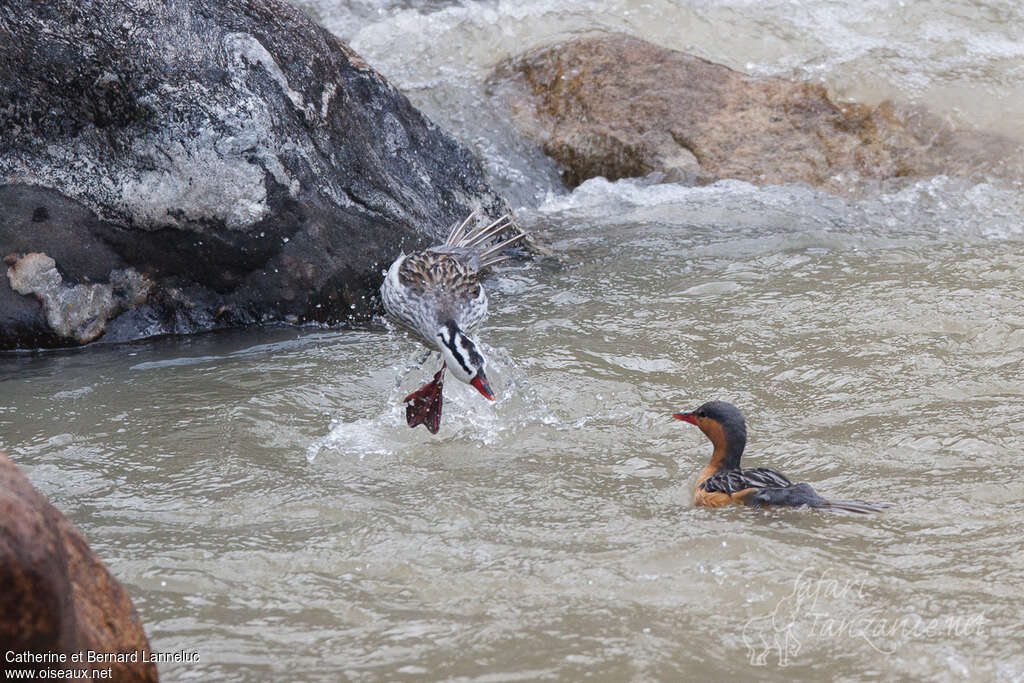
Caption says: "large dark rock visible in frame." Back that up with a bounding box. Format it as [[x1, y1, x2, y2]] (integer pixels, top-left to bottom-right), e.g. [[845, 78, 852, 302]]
[[0, 0, 506, 349], [489, 33, 1024, 191], [0, 451, 158, 682]]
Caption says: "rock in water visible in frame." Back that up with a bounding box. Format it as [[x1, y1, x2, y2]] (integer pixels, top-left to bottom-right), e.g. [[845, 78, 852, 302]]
[[0, 451, 157, 681], [490, 33, 1024, 190], [0, 0, 506, 349]]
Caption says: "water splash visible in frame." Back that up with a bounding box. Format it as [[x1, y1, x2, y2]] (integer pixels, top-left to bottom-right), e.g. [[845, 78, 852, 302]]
[[307, 341, 555, 462]]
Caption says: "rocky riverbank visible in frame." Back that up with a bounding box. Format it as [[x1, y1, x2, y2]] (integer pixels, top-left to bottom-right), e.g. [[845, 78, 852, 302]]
[[0, 0, 507, 350], [489, 33, 1024, 191]]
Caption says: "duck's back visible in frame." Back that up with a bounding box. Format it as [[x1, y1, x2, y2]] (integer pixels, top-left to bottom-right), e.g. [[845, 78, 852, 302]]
[[382, 250, 488, 342], [697, 466, 882, 513]]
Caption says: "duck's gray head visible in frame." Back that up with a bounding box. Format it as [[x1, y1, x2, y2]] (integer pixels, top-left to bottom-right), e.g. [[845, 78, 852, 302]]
[[673, 400, 747, 466]]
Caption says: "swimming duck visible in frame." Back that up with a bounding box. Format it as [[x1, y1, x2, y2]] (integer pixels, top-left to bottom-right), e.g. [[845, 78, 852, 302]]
[[673, 401, 885, 513], [380, 210, 525, 433]]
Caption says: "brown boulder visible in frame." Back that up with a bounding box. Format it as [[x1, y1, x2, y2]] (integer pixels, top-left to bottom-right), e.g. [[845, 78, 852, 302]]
[[490, 33, 1023, 191], [0, 451, 157, 682]]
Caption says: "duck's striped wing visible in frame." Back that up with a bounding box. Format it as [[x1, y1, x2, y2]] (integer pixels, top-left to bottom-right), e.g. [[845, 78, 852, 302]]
[[699, 467, 793, 494], [700, 466, 887, 513]]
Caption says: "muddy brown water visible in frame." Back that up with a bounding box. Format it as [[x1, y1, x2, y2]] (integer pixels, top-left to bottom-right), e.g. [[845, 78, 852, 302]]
[[4, 177, 1023, 680]]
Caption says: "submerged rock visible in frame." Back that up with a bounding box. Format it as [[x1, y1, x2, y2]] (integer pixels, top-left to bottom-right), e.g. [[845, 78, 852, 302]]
[[490, 33, 1024, 191], [0, 0, 506, 350], [0, 451, 157, 681]]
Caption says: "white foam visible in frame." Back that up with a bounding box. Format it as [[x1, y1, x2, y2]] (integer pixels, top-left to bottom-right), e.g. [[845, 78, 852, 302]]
[[529, 174, 1024, 242]]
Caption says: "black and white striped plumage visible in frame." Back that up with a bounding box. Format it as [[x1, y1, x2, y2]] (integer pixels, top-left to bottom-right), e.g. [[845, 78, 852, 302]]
[[380, 211, 525, 433]]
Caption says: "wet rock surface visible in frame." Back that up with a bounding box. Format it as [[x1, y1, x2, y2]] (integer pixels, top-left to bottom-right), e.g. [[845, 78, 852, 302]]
[[6, 252, 151, 345], [490, 33, 1024, 191], [0, 0, 506, 349], [0, 451, 157, 682]]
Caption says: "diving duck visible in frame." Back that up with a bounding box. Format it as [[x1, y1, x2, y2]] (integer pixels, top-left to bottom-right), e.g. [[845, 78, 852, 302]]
[[380, 210, 526, 433], [673, 401, 885, 513]]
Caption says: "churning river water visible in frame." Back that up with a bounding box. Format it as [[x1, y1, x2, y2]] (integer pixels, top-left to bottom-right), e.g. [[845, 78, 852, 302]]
[[3, 1, 1024, 680]]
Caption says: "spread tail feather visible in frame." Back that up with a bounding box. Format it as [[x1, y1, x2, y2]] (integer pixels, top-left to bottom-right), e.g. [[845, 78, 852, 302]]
[[746, 483, 889, 514], [478, 231, 527, 267], [445, 209, 479, 247], [443, 211, 527, 267], [817, 500, 891, 514], [462, 214, 514, 248]]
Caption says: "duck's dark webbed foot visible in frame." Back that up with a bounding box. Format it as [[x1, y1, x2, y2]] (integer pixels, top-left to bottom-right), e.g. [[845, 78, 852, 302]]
[[404, 366, 445, 434]]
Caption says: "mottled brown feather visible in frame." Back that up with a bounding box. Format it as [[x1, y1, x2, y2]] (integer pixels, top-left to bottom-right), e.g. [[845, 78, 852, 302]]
[[397, 252, 481, 302]]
